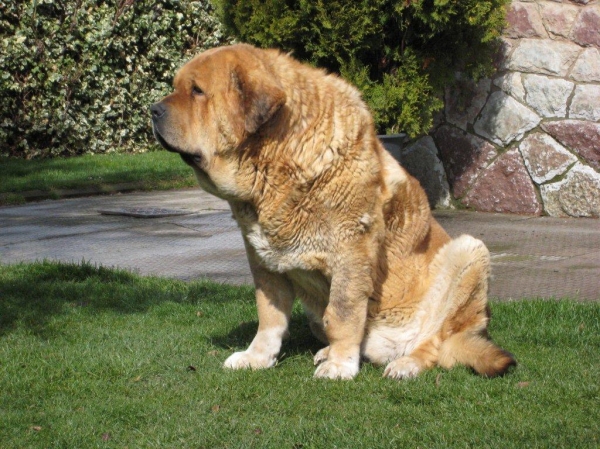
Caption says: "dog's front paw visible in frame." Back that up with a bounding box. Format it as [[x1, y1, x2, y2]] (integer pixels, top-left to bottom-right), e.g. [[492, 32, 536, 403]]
[[313, 359, 359, 380], [383, 356, 421, 380], [313, 346, 330, 366], [223, 350, 276, 370]]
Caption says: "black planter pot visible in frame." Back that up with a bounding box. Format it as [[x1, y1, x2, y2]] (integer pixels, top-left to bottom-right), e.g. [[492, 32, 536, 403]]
[[378, 133, 408, 163]]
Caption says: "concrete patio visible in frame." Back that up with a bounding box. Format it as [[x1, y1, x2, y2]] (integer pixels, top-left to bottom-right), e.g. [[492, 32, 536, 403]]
[[1, 189, 598, 301]]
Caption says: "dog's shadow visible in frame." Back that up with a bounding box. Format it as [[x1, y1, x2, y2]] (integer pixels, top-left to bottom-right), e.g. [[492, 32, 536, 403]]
[[211, 313, 324, 360]]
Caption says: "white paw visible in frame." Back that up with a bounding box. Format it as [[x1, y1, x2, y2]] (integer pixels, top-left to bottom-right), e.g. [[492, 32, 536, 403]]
[[383, 357, 421, 380], [313, 346, 330, 366], [223, 350, 276, 370], [313, 359, 359, 380]]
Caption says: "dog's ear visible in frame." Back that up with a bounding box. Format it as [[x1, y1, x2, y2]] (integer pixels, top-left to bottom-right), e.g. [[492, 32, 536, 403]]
[[231, 65, 286, 134]]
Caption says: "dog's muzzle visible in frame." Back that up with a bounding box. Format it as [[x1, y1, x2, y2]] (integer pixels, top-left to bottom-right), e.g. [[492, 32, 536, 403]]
[[150, 102, 203, 168], [150, 102, 167, 123], [150, 102, 176, 153]]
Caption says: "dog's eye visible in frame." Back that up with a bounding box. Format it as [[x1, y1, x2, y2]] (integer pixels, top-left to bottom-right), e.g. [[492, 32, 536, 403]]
[[192, 85, 204, 97]]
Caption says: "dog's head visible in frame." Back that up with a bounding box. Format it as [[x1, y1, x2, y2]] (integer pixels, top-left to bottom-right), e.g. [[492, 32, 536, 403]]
[[151, 44, 286, 198]]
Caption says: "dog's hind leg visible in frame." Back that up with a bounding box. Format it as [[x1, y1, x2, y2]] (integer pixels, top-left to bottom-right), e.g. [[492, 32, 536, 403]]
[[383, 337, 440, 379], [382, 235, 515, 379], [435, 235, 516, 377]]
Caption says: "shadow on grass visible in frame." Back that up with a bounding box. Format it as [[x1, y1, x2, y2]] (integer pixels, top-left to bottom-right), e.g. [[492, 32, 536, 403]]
[[210, 313, 324, 359], [0, 260, 324, 357], [0, 260, 253, 337]]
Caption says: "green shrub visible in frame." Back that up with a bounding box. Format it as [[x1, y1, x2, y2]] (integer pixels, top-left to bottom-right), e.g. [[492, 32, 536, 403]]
[[0, 0, 230, 159], [216, 0, 508, 136]]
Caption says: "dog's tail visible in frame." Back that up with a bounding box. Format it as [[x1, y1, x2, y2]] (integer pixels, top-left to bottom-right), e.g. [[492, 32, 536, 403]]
[[438, 331, 516, 377]]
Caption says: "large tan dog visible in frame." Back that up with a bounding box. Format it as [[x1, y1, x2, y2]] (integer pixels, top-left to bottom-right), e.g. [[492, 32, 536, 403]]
[[151, 44, 516, 380]]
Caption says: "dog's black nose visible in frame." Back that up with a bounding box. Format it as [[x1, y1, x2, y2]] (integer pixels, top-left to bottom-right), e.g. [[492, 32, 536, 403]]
[[151, 102, 167, 120]]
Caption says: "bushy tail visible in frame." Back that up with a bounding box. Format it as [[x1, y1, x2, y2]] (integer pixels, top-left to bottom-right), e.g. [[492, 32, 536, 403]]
[[439, 332, 516, 377]]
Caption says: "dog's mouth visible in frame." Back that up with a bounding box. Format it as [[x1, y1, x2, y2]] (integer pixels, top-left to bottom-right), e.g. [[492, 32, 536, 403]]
[[152, 126, 179, 154], [179, 153, 203, 167], [153, 127, 203, 168]]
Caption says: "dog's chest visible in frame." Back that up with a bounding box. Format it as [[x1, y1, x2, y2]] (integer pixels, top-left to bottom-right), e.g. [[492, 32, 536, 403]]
[[246, 221, 315, 273], [231, 202, 325, 273]]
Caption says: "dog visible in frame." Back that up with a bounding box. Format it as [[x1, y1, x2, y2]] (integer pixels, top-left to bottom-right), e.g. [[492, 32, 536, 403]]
[[151, 43, 516, 380]]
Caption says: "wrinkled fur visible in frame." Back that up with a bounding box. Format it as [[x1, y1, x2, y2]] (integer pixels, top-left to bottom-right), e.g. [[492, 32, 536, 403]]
[[152, 44, 516, 380]]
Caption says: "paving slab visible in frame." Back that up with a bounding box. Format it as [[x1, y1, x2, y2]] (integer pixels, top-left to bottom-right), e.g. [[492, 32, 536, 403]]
[[0, 189, 598, 300]]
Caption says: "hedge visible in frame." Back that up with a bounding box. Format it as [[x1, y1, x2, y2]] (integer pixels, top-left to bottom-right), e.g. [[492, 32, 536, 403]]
[[0, 0, 230, 159], [216, 0, 509, 137], [2, 0, 508, 158]]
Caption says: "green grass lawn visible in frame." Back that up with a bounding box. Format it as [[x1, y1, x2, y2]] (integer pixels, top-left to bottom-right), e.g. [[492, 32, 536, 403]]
[[0, 152, 196, 205], [1, 261, 598, 448]]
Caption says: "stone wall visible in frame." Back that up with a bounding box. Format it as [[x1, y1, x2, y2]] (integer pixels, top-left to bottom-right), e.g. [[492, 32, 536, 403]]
[[402, 0, 600, 217]]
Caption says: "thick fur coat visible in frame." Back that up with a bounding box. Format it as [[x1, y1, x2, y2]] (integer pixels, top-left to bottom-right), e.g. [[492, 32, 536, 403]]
[[151, 44, 516, 379]]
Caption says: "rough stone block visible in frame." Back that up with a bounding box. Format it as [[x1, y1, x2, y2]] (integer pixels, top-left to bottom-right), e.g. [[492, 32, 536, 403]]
[[540, 2, 580, 38], [571, 6, 600, 47], [474, 91, 541, 146], [542, 120, 600, 170], [493, 72, 526, 103], [570, 47, 600, 82], [519, 132, 577, 184], [506, 2, 548, 38], [541, 164, 600, 217], [569, 84, 600, 121], [523, 74, 574, 117], [434, 126, 497, 198], [400, 136, 452, 209], [494, 38, 518, 71], [508, 38, 582, 76], [444, 77, 491, 130], [462, 148, 542, 215]]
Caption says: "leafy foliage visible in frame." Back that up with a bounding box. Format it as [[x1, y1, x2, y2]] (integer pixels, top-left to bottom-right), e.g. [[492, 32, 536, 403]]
[[216, 0, 509, 136], [0, 0, 230, 158]]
